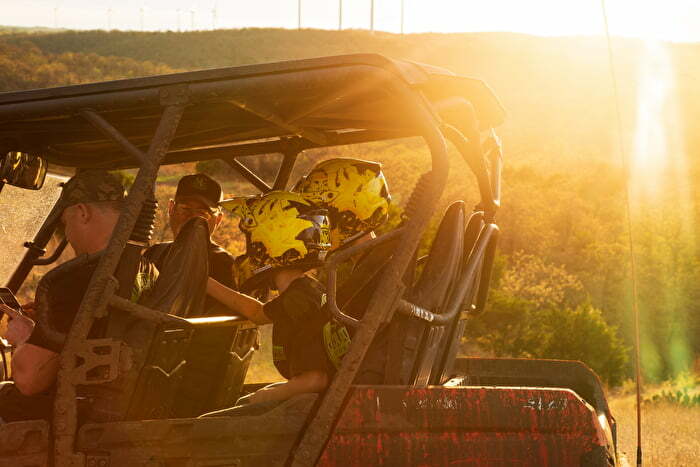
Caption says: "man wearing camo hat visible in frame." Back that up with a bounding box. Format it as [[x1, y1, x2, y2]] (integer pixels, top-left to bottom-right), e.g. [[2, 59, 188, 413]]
[[0, 169, 157, 422]]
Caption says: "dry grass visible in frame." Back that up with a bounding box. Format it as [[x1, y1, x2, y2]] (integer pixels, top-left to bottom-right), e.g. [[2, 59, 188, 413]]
[[610, 393, 700, 466]]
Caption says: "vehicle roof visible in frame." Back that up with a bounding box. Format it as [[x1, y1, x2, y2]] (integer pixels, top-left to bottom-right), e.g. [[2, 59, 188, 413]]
[[0, 54, 505, 170]]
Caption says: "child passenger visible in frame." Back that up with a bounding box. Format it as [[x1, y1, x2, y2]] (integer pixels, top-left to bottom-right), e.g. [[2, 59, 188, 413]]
[[205, 191, 333, 406]]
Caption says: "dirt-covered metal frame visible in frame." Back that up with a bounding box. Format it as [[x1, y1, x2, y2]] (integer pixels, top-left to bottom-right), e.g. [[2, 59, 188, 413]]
[[0, 54, 504, 467]]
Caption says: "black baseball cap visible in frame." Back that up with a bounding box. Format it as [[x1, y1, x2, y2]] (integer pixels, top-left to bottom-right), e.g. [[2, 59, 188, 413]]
[[175, 174, 223, 210]]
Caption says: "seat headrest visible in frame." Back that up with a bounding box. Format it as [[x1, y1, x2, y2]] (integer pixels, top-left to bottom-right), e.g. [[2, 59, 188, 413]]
[[140, 217, 209, 317], [409, 201, 466, 310]]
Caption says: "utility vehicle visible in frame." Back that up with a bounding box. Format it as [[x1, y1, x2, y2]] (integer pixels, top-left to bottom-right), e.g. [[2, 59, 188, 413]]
[[0, 54, 617, 466]]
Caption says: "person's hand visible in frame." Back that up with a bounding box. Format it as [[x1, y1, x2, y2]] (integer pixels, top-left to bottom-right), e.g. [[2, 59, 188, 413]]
[[21, 301, 36, 319], [1, 304, 35, 346]]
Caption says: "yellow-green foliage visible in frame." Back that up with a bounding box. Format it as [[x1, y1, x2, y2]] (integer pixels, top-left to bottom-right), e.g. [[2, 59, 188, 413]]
[[0, 40, 174, 91]]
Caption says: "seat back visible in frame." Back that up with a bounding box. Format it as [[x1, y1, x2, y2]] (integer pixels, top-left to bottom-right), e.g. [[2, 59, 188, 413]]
[[84, 217, 210, 422], [140, 218, 209, 318], [330, 235, 403, 385], [384, 201, 465, 386], [172, 316, 259, 418], [429, 211, 485, 385]]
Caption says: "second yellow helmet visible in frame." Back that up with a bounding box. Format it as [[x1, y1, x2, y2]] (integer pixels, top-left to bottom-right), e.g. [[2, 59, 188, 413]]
[[294, 158, 391, 247]]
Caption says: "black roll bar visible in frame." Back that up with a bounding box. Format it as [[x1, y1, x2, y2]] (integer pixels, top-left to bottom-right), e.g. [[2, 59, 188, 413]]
[[224, 157, 272, 192], [5, 197, 64, 293], [325, 227, 407, 327], [79, 109, 149, 166], [32, 238, 69, 266]]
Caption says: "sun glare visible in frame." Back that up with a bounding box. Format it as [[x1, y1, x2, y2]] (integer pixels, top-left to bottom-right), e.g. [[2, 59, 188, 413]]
[[629, 36, 695, 377]]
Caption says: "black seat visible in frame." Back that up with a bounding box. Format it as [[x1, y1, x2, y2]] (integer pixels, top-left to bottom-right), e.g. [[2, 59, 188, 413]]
[[429, 210, 485, 385], [85, 216, 211, 422], [383, 201, 465, 386], [172, 316, 258, 418]]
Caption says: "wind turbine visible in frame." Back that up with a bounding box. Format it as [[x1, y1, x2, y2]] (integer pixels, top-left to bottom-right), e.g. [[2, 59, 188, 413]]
[[138, 3, 149, 31], [400, 0, 404, 34], [107, 5, 114, 30], [176, 8, 181, 32], [53, 2, 61, 28], [190, 3, 197, 31], [211, 1, 218, 30], [370, 0, 374, 33], [338, 0, 342, 30], [297, 0, 302, 30]]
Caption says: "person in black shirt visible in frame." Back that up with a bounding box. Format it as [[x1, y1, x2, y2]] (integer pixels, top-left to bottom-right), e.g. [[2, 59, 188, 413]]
[[144, 173, 238, 315], [205, 191, 333, 406], [0, 170, 158, 422], [294, 158, 395, 383]]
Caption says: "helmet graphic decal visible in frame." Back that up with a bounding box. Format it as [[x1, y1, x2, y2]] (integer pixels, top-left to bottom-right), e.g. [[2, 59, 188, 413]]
[[295, 158, 390, 246], [222, 192, 331, 276]]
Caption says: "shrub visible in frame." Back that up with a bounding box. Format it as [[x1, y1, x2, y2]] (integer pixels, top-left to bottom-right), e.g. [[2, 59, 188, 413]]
[[467, 291, 629, 386]]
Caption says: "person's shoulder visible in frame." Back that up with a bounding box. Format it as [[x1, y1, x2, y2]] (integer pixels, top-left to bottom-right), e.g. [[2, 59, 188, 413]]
[[208, 242, 235, 261], [283, 276, 325, 308], [144, 242, 173, 258], [47, 253, 100, 286]]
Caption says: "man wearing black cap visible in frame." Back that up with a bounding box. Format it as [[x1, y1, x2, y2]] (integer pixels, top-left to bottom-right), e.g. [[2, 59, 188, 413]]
[[0, 170, 158, 422], [145, 173, 238, 315]]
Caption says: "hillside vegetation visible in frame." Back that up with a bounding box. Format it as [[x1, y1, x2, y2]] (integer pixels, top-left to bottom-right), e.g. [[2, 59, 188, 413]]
[[1, 28, 699, 385]]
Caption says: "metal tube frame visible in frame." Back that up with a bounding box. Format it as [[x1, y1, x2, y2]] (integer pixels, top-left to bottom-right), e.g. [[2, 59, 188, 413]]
[[224, 157, 272, 192], [5, 199, 64, 292], [273, 150, 300, 190], [53, 93, 186, 467], [0, 61, 504, 466], [79, 109, 148, 166], [32, 238, 68, 266], [289, 79, 451, 467], [291, 95, 502, 466]]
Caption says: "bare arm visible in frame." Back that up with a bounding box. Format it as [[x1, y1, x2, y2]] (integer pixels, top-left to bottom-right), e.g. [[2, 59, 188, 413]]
[[11, 344, 59, 396], [206, 278, 271, 324], [1, 304, 59, 395]]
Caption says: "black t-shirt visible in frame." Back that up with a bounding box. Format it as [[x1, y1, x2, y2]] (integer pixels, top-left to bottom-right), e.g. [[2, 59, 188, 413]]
[[262, 276, 334, 379], [144, 241, 237, 315], [26, 256, 158, 353]]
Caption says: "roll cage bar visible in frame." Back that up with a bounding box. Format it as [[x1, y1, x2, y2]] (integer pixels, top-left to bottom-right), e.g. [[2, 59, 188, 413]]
[[0, 54, 504, 467]]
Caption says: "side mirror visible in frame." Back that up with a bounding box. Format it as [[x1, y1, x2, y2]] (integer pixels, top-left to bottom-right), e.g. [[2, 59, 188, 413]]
[[0, 152, 48, 190]]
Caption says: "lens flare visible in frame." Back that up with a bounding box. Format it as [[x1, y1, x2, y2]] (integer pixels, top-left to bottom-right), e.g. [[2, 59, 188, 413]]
[[631, 39, 694, 379]]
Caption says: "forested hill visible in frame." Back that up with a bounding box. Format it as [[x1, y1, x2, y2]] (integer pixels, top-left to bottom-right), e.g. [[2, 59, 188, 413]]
[[1, 27, 698, 385]]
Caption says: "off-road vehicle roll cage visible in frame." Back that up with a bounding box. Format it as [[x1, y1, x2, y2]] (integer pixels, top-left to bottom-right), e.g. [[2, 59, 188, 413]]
[[0, 54, 616, 467]]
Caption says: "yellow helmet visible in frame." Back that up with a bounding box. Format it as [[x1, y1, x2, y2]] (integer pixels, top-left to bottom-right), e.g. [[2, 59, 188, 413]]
[[221, 191, 331, 278], [294, 158, 391, 247]]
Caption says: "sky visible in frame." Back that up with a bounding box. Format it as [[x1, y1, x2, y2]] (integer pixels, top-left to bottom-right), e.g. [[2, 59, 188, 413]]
[[2, 0, 699, 42]]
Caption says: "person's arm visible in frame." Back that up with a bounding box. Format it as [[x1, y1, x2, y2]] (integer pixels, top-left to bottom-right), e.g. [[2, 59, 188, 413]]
[[206, 278, 271, 324], [1, 304, 59, 395], [11, 344, 59, 395]]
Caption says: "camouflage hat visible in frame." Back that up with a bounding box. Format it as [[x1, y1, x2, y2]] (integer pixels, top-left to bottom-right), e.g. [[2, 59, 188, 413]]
[[45, 169, 126, 227], [60, 169, 126, 207]]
